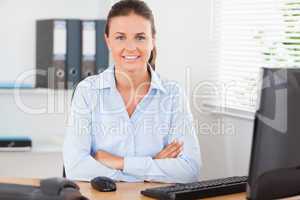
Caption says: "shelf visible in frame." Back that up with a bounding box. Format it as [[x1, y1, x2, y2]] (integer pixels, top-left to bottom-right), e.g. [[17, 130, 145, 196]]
[[0, 148, 62, 153], [0, 88, 73, 95]]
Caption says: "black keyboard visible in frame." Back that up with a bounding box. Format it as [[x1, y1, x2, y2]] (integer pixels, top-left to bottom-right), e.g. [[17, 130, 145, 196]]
[[141, 176, 247, 200]]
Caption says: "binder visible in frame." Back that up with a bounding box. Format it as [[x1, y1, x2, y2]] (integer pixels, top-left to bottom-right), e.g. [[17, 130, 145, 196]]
[[66, 20, 81, 89], [81, 20, 96, 80], [36, 19, 67, 89], [95, 20, 109, 74]]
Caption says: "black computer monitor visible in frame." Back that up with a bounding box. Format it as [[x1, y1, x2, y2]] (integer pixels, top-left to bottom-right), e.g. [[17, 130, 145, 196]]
[[247, 68, 300, 200]]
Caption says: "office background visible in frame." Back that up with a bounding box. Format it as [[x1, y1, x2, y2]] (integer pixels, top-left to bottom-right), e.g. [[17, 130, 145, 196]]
[[0, 0, 253, 180]]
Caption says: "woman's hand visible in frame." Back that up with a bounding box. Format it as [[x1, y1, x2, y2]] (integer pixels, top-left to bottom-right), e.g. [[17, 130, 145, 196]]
[[94, 150, 124, 170], [154, 140, 184, 159]]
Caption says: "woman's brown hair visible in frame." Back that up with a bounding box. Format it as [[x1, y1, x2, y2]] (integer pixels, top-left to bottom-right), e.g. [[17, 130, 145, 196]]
[[105, 0, 157, 70]]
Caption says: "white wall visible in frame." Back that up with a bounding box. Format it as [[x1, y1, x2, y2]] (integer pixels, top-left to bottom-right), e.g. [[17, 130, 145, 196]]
[[148, 0, 215, 84], [0, 152, 63, 178], [0, 0, 254, 180], [0, 0, 111, 83]]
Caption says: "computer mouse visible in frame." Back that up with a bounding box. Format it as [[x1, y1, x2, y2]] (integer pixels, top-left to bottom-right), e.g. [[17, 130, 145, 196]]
[[91, 176, 117, 192]]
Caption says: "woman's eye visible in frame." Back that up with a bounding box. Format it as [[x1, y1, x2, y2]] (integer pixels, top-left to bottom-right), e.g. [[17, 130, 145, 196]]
[[136, 36, 146, 41], [116, 36, 125, 40]]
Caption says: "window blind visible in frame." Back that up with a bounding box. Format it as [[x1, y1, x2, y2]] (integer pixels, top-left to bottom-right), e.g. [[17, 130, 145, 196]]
[[214, 0, 300, 113]]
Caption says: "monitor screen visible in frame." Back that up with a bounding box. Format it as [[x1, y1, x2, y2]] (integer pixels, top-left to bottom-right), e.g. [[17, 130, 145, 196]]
[[247, 68, 300, 200]]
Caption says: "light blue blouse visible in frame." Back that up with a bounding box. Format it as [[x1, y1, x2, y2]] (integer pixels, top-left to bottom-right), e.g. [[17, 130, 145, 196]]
[[63, 65, 201, 183]]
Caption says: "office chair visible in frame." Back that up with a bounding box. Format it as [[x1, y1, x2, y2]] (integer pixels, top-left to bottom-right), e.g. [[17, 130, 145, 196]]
[[62, 84, 77, 179], [63, 166, 66, 178]]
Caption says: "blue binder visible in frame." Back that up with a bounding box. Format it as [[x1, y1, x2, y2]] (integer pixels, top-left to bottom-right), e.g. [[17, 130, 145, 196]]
[[66, 19, 82, 90]]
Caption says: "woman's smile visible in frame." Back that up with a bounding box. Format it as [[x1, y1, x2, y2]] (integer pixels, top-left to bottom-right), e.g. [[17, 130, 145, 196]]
[[122, 55, 141, 62]]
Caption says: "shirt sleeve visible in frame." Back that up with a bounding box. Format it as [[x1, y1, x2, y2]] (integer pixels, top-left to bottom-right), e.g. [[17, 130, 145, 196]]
[[123, 83, 202, 183], [63, 81, 122, 181]]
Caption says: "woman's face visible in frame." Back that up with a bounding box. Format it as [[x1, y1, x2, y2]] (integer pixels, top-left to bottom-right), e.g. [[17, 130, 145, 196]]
[[105, 13, 155, 73]]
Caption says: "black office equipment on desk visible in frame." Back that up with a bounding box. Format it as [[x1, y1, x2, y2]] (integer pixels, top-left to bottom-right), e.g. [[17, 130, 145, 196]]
[[0, 136, 32, 151], [91, 176, 117, 192], [0, 177, 89, 200], [141, 176, 247, 200], [247, 68, 300, 200]]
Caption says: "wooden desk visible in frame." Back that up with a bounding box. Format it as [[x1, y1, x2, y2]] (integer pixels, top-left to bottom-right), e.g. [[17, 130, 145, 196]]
[[0, 178, 245, 200]]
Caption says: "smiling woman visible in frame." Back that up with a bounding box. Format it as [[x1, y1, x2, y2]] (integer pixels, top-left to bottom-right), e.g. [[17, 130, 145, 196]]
[[105, 13, 154, 72], [104, 0, 157, 71], [63, 0, 202, 184]]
